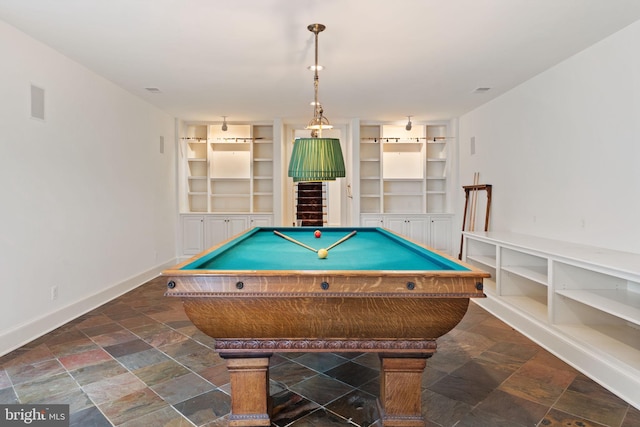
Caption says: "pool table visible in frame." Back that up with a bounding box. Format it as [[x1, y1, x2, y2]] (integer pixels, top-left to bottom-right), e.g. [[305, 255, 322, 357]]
[[164, 227, 488, 426]]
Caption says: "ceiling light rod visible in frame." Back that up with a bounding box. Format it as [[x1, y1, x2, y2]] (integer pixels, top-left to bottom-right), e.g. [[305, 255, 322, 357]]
[[288, 23, 345, 182], [213, 137, 251, 143], [406, 116, 412, 131], [361, 137, 450, 142], [221, 116, 228, 132], [306, 23, 332, 136]]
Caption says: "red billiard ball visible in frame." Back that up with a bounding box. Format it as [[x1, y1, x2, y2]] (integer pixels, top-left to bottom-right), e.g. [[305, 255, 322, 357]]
[[314, 230, 321, 238]]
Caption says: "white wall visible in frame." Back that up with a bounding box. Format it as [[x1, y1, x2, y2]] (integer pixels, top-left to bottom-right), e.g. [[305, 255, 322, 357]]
[[0, 20, 178, 355], [457, 19, 640, 254]]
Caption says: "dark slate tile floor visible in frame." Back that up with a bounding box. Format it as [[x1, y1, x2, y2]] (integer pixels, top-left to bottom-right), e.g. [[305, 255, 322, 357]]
[[1, 277, 638, 426]]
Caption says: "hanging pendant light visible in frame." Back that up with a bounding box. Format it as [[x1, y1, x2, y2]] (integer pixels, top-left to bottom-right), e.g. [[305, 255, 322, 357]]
[[289, 137, 345, 182], [288, 23, 345, 182]]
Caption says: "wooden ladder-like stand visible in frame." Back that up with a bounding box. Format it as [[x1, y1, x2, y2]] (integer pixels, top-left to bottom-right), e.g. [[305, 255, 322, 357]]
[[458, 184, 492, 260]]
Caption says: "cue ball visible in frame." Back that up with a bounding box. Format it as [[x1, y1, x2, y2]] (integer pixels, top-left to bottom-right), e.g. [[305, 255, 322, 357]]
[[318, 248, 328, 259], [314, 230, 321, 238]]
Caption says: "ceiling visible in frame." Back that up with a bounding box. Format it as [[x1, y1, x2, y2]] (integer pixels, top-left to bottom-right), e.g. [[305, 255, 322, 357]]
[[2, 0, 640, 125]]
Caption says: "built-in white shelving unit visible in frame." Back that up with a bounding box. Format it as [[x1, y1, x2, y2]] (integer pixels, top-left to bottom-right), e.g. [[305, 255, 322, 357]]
[[463, 231, 640, 409], [358, 123, 453, 253], [425, 125, 448, 213], [180, 122, 275, 255], [358, 124, 449, 214], [182, 123, 274, 214], [359, 125, 383, 214]]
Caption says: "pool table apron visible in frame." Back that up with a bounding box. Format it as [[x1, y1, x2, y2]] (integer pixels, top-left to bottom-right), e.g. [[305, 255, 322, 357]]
[[165, 272, 485, 426]]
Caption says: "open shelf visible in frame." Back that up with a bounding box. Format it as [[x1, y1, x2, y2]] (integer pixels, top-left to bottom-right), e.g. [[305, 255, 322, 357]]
[[554, 288, 640, 371], [210, 196, 250, 212], [359, 198, 381, 214], [382, 142, 424, 179], [553, 260, 639, 325], [211, 179, 250, 195], [383, 195, 424, 214], [182, 123, 274, 213], [500, 270, 548, 319], [252, 195, 273, 213], [465, 239, 497, 268], [188, 194, 208, 212], [463, 231, 640, 409], [187, 176, 207, 193], [556, 289, 640, 326], [467, 254, 497, 269], [187, 160, 207, 178], [553, 322, 640, 372], [359, 123, 450, 215], [360, 162, 380, 179], [482, 278, 497, 297], [502, 265, 548, 286], [501, 247, 548, 285], [501, 295, 548, 323]]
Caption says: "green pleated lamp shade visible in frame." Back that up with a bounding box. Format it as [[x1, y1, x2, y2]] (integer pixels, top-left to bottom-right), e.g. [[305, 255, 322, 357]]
[[288, 138, 346, 182]]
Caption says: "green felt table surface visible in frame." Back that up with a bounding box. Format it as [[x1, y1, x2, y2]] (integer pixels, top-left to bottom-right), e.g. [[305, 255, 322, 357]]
[[183, 227, 468, 271]]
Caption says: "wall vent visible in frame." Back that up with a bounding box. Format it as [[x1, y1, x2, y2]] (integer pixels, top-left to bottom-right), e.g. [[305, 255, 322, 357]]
[[30, 84, 45, 120]]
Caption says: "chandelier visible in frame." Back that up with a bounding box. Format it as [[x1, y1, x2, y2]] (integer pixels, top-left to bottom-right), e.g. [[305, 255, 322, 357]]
[[288, 23, 345, 182]]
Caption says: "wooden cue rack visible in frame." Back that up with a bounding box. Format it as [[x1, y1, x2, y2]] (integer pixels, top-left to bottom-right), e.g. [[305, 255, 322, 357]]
[[458, 184, 492, 259]]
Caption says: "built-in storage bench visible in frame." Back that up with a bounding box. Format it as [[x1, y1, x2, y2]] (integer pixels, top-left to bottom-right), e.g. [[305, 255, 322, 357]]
[[462, 231, 640, 409]]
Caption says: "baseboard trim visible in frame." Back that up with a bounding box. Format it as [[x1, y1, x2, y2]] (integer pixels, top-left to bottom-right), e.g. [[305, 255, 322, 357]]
[[0, 258, 178, 357]]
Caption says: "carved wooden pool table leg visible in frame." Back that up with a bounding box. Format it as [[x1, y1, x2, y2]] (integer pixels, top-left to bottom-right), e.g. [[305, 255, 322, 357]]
[[378, 355, 431, 427], [224, 355, 272, 427]]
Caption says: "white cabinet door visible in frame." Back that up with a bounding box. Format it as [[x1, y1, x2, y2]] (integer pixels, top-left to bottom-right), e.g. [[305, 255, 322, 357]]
[[227, 216, 249, 238], [250, 215, 273, 227], [204, 217, 228, 249], [360, 215, 384, 227], [429, 216, 452, 253], [183, 215, 255, 256], [405, 217, 427, 245], [204, 216, 249, 248], [182, 216, 204, 255], [384, 216, 427, 245], [385, 217, 406, 236]]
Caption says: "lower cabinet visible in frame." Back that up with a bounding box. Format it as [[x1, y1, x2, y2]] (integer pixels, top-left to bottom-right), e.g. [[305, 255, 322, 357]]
[[360, 214, 452, 254], [181, 214, 273, 255], [183, 213, 451, 256], [249, 215, 272, 227], [360, 216, 384, 228], [182, 216, 206, 255], [385, 216, 428, 247], [204, 216, 249, 250], [429, 216, 453, 253]]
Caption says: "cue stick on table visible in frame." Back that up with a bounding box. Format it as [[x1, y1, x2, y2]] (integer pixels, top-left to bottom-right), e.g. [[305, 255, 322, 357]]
[[325, 230, 357, 251], [273, 230, 318, 253]]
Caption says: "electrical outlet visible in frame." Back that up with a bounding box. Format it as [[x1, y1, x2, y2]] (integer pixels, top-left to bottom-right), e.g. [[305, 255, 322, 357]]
[[51, 286, 58, 301]]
